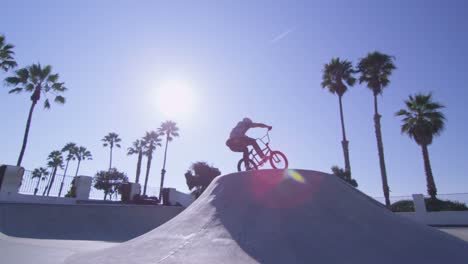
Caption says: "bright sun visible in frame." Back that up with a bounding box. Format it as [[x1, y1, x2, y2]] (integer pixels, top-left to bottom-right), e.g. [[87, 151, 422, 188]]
[[156, 79, 197, 120]]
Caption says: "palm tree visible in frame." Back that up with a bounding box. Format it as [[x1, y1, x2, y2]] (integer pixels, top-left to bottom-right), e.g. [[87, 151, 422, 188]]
[[31, 167, 48, 196], [74, 146, 92, 177], [157, 121, 180, 200], [5, 64, 67, 166], [127, 139, 145, 184], [321, 58, 356, 177], [102, 132, 121, 170], [58, 142, 77, 197], [63, 146, 91, 198], [357, 51, 396, 207], [0, 34, 17, 72], [396, 93, 445, 199], [141, 131, 162, 195], [44, 151, 64, 196]]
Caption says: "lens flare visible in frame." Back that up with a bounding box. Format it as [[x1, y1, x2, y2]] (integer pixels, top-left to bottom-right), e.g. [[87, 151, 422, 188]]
[[246, 169, 319, 209], [285, 170, 305, 183]]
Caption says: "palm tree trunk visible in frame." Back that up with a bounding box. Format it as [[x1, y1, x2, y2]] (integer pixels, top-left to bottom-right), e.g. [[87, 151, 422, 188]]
[[43, 167, 55, 196], [143, 153, 152, 195], [109, 146, 113, 170], [135, 151, 142, 184], [75, 159, 81, 177], [47, 167, 57, 196], [34, 178, 40, 196], [159, 136, 169, 201], [373, 94, 391, 208], [17, 100, 37, 166], [338, 95, 351, 178], [58, 160, 70, 197], [422, 144, 437, 199]]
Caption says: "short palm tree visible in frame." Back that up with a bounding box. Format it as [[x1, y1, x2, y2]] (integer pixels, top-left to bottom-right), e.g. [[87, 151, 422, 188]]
[[142, 131, 162, 195], [102, 132, 121, 170], [357, 51, 396, 207], [321, 58, 356, 177], [74, 146, 92, 177], [0, 34, 17, 72], [44, 150, 64, 196], [158, 121, 180, 200], [396, 93, 445, 199], [58, 142, 78, 197], [5, 64, 67, 166], [127, 139, 145, 184], [31, 167, 48, 196]]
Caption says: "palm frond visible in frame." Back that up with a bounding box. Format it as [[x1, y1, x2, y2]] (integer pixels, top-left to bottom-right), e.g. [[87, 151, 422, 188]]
[[357, 51, 396, 95], [396, 93, 446, 145], [321, 57, 356, 97], [44, 99, 51, 109], [8, 87, 23, 94], [54, 95, 65, 104]]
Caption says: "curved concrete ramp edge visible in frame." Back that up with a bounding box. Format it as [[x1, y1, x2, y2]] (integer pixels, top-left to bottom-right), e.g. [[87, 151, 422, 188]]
[[66, 169, 468, 264]]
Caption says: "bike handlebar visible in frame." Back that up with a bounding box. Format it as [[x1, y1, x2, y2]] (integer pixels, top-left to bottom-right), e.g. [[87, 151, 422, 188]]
[[256, 130, 271, 144]]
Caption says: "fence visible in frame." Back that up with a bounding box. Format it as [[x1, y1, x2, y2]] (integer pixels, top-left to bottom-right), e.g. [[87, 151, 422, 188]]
[[19, 170, 121, 201]]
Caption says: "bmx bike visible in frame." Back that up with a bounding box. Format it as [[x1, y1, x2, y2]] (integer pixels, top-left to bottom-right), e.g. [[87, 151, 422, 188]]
[[237, 131, 288, 171]]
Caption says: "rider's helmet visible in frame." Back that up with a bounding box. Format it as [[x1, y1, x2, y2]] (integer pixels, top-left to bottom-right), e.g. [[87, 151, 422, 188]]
[[242, 117, 252, 123]]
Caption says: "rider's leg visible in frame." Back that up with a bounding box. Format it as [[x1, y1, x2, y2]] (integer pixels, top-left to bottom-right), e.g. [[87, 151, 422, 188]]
[[243, 147, 249, 161], [242, 148, 252, 169], [245, 137, 265, 159]]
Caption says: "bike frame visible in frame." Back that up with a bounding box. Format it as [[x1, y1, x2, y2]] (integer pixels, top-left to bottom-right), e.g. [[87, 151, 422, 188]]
[[248, 132, 273, 166]]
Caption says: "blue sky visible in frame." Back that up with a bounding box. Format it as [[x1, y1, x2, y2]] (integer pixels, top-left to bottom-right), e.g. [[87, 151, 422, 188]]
[[1, 0, 468, 199]]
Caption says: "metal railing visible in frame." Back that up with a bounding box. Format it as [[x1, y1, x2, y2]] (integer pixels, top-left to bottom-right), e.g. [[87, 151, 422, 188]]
[[19, 170, 121, 201]]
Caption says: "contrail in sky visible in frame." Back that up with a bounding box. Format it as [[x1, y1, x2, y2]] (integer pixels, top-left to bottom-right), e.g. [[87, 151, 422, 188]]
[[270, 27, 295, 43]]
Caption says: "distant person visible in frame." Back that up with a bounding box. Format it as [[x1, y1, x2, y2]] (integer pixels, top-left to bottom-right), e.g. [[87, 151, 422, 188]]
[[226, 118, 272, 161]]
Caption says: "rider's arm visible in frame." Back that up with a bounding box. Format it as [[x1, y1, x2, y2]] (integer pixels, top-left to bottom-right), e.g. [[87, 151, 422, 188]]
[[251, 123, 272, 130]]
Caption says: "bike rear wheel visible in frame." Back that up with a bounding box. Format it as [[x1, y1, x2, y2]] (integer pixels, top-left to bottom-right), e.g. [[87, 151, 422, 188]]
[[237, 158, 258, 172], [269, 151, 288, 169]]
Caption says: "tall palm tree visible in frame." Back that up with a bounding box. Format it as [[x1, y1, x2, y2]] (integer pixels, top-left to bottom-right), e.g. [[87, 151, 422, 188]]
[[58, 142, 77, 197], [127, 139, 144, 184], [396, 93, 445, 199], [0, 34, 17, 72], [321, 58, 356, 178], [31, 167, 48, 196], [44, 151, 64, 196], [357, 51, 396, 207], [74, 146, 92, 177], [5, 64, 67, 166], [157, 121, 180, 200], [102, 132, 121, 170], [141, 131, 162, 195]]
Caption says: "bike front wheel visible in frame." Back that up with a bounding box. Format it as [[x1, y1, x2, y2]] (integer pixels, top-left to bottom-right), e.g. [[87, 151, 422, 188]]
[[269, 151, 288, 169], [237, 158, 258, 172]]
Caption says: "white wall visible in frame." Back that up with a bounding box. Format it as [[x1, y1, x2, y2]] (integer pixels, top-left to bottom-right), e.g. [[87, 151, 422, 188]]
[[396, 194, 468, 226], [398, 211, 468, 226], [167, 188, 194, 207], [0, 202, 184, 241]]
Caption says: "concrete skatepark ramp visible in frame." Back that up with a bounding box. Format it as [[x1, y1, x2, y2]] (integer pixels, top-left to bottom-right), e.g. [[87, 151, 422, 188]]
[[66, 169, 468, 264]]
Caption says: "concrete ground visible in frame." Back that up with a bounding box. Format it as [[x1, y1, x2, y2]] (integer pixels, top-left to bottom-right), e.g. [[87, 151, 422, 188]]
[[2, 170, 468, 264], [66, 170, 468, 264], [1, 228, 467, 264], [0, 232, 117, 264]]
